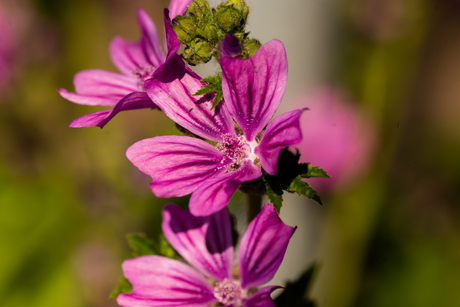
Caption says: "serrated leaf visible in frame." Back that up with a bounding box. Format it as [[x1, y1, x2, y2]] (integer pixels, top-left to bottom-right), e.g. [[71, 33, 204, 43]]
[[126, 233, 159, 257], [192, 75, 223, 110], [265, 182, 283, 213], [299, 164, 330, 179], [211, 91, 223, 110], [109, 276, 132, 299], [286, 176, 322, 205]]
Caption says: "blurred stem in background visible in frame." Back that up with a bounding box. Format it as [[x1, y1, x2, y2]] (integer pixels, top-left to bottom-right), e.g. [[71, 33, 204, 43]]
[[312, 0, 426, 304], [311, 0, 460, 306]]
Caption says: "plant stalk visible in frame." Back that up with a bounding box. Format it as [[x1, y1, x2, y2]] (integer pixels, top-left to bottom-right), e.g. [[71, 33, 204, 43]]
[[247, 193, 262, 223]]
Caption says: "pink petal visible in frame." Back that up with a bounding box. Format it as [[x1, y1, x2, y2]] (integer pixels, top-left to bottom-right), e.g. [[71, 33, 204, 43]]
[[110, 9, 165, 76], [189, 161, 262, 216], [255, 109, 305, 175], [159, 53, 202, 85], [58, 69, 138, 106], [69, 92, 155, 128], [58, 89, 117, 107], [238, 204, 296, 289], [117, 256, 215, 307], [162, 204, 233, 281], [168, 0, 194, 20], [145, 72, 234, 142], [161, 9, 181, 64], [70, 110, 110, 128], [243, 286, 282, 307], [155, 10, 201, 82], [126, 135, 229, 198], [221, 39, 288, 142]]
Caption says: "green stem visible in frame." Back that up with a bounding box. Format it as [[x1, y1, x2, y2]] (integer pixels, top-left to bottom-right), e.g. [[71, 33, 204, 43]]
[[247, 193, 262, 223]]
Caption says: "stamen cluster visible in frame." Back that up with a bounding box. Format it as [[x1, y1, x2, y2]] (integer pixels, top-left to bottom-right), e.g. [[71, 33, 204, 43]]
[[213, 278, 243, 306], [133, 65, 156, 90], [218, 133, 249, 171]]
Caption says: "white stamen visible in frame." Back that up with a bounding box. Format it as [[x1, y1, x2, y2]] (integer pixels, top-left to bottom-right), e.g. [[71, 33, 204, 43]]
[[213, 278, 242, 306]]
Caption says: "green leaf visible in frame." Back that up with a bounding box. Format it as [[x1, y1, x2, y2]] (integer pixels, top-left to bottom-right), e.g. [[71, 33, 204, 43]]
[[126, 233, 159, 257], [157, 233, 177, 259], [242, 148, 329, 213], [299, 164, 330, 179], [265, 181, 283, 213], [192, 75, 223, 110], [109, 276, 132, 299], [274, 263, 317, 307], [109, 234, 176, 300], [286, 176, 322, 205]]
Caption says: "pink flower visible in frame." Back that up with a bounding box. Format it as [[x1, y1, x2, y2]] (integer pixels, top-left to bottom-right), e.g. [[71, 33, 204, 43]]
[[0, 2, 31, 93], [0, 9, 12, 91], [58, 0, 194, 128], [126, 39, 304, 216], [117, 204, 296, 307], [293, 88, 376, 191]]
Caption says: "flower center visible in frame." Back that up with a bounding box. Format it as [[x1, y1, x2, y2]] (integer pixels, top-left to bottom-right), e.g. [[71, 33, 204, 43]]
[[213, 278, 242, 306], [132, 65, 156, 90], [218, 134, 250, 171]]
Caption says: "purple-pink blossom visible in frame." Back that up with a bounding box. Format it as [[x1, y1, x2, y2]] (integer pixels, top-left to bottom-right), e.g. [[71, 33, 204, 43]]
[[126, 39, 305, 216], [58, 0, 194, 128], [117, 204, 296, 307], [0, 2, 31, 95], [0, 6, 14, 92]]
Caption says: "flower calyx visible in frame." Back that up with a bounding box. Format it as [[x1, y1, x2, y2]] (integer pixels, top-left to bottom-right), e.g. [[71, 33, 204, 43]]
[[172, 0, 260, 65]]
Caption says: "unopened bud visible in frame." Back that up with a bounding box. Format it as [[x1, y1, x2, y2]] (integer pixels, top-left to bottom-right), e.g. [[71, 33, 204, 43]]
[[172, 16, 196, 44], [196, 22, 220, 41], [219, 33, 241, 57], [191, 38, 213, 63], [182, 46, 196, 65], [224, 0, 249, 21], [215, 5, 242, 32], [242, 38, 261, 58], [187, 0, 210, 20]]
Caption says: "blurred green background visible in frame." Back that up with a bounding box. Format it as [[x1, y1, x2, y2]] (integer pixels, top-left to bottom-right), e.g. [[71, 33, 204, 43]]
[[0, 0, 459, 306]]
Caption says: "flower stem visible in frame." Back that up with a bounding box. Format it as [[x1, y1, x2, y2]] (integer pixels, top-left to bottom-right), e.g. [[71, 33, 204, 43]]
[[247, 193, 262, 223]]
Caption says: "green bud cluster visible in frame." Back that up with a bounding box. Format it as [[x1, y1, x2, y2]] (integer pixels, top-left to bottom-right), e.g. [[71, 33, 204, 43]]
[[215, 0, 248, 32], [172, 0, 261, 65]]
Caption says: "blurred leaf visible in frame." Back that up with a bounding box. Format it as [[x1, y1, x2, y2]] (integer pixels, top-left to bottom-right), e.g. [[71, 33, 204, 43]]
[[157, 233, 177, 259], [127, 233, 176, 259], [127, 233, 160, 257], [109, 276, 132, 299], [274, 263, 317, 307], [193, 75, 223, 110], [110, 234, 177, 300]]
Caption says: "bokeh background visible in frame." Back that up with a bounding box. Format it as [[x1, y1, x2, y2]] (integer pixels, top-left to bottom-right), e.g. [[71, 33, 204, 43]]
[[1, 0, 460, 306]]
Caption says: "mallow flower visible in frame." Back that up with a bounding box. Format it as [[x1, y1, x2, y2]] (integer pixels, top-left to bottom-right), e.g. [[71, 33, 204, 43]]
[[127, 39, 304, 216], [291, 88, 376, 191], [117, 204, 296, 307], [58, 0, 194, 128]]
